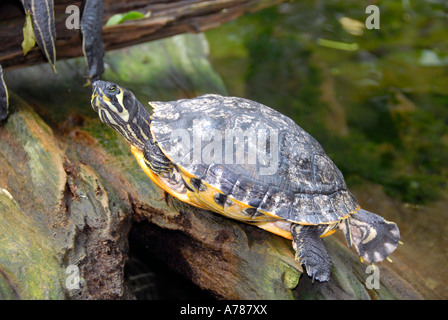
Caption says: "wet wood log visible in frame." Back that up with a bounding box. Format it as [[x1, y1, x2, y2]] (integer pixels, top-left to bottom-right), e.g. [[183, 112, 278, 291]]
[[0, 0, 285, 71], [0, 94, 134, 299], [0, 34, 435, 300]]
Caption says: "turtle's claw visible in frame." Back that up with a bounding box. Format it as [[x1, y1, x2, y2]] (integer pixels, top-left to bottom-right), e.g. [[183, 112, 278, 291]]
[[291, 224, 332, 282], [305, 264, 331, 283]]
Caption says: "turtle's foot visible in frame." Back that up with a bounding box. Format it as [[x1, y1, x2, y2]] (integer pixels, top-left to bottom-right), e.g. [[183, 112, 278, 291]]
[[340, 209, 400, 263], [291, 224, 332, 282]]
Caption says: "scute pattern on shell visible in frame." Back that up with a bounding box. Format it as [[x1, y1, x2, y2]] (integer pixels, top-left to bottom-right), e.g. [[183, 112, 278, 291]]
[[150, 94, 359, 224]]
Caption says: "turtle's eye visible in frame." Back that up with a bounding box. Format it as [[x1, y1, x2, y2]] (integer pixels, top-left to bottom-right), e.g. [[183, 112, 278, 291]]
[[107, 85, 117, 93]]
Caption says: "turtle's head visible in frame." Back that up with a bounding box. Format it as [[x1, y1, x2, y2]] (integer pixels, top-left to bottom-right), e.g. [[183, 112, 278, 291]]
[[91, 80, 137, 125], [91, 80, 151, 149]]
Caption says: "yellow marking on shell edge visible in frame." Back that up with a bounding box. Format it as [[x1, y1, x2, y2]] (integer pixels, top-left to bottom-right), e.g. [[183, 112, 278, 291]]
[[255, 222, 293, 240], [320, 227, 337, 238], [350, 205, 362, 214], [176, 166, 253, 219], [131, 146, 202, 209], [167, 158, 355, 229], [148, 102, 158, 110], [133, 144, 352, 241], [175, 165, 274, 223]]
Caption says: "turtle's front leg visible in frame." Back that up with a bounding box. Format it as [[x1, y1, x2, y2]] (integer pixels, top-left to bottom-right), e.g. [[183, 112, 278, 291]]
[[291, 224, 332, 282], [143, 139, 174, 174]]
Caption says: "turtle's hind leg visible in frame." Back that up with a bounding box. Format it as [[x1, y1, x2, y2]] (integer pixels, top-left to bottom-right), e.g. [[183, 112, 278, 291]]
[[291, 224, 332, 282], [340, 209, 400, 263]]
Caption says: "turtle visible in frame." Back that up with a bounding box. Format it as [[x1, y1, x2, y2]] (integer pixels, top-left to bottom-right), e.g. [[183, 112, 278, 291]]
[[19, 0, 105, 82], [0, 0, 105, 121], [20, 0, 57, 72], [91, 80, 400, 282], [1, 0, 57, 121]]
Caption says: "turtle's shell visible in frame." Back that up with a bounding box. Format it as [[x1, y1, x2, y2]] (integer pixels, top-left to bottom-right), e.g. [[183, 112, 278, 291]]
[[150, 94, 359, 225]]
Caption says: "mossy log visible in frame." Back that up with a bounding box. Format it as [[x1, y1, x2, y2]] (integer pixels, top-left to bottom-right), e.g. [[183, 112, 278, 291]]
[[0, 94, 133, 299], [0, 34, 434, 300]]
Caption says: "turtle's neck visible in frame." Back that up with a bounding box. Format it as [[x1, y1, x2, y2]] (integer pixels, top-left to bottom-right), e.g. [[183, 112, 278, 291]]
[[120, 92, 152, 150]]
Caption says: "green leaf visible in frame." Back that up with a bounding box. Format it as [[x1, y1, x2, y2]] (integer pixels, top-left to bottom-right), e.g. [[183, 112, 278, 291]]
[[105, 11, 150, 26], [105, 14, 124, 27], [22, 10, 36, 56]]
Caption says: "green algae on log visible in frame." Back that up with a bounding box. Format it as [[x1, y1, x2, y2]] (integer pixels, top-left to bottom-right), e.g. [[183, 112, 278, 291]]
[[0, 95, 133, 299]]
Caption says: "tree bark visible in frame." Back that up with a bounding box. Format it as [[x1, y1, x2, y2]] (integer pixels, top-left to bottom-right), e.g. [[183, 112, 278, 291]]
[[0, 0, 285, 71]]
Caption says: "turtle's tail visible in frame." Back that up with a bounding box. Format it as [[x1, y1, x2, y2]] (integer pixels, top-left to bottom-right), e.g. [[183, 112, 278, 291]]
[[339, 209, 400, 263]]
